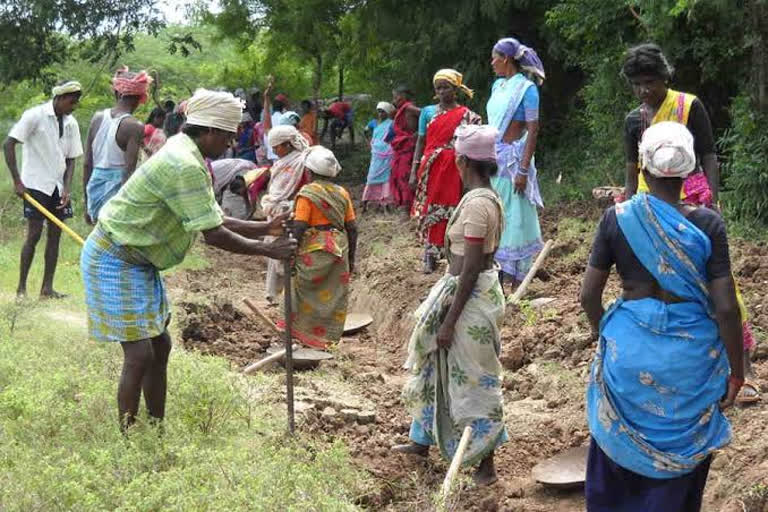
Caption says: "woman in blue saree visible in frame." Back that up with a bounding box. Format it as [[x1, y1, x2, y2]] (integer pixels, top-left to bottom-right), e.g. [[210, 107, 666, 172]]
[[580, 122, 744, 512], [362, 101, 395, 212], [486, 37, 546, 288]]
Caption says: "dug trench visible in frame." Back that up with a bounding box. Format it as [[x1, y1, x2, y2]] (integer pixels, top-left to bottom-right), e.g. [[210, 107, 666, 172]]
[[167, 201, 768, 512]]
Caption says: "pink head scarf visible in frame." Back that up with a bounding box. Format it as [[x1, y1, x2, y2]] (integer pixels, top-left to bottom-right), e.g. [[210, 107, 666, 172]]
[[455, 125, 498, 162], [112, 66, 152, 104]]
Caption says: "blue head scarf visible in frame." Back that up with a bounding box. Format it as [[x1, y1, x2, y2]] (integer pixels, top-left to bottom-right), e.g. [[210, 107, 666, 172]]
[[493, 38, 546, 85]]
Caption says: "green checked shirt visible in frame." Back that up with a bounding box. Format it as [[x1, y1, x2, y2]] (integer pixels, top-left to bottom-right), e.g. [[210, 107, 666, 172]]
[[98, 133, 224, 270]]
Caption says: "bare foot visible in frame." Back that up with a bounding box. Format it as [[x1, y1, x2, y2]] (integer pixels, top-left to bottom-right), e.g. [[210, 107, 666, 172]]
[[472, 454, 498, 486], [391, 442, 429, 457], [40, 290, 68, 300]]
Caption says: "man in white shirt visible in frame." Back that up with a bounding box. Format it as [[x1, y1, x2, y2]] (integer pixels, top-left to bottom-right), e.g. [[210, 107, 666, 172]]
[[3, 80, 84, 299]]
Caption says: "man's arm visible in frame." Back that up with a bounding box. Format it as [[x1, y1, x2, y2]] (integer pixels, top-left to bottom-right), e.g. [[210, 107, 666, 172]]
[[202, 225, 296, 258], [222, 211, 288, 239], [83, 115, 102, 220], [58, 158, 76, 209], [3, 137, 25, 198], [119, 119, 144, 183]]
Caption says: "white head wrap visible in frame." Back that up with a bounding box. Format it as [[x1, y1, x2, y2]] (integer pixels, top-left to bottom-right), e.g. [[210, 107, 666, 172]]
[[303, 146, 341, 178], [639, 121, 696, 178], [185, 88, 245, 133], [268, 125, 309, 152], [52, 81, 82, 97], [376, 101, 396, 115], [279, 111, 301, 126]]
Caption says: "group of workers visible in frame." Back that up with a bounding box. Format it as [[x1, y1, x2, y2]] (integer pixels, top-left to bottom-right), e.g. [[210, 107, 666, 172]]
[[0, 34, 758, 512]]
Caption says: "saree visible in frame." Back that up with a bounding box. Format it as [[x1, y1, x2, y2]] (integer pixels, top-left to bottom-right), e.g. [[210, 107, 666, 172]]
[[636, 89, 711, 205], [634, 89, 754, 352], [411, 106, 481, 259], [280, 181, 350, 348], [262, 149, 309, 300], [402, 189, 507, 465], [486, 74, 544, 281], [389, 101, 417, 209], [362, 119, 394, 204], [587, 194, 732, 479]]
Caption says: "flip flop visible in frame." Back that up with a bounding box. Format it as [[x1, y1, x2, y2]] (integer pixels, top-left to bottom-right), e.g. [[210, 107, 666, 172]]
[[736, 379, 761, 405]]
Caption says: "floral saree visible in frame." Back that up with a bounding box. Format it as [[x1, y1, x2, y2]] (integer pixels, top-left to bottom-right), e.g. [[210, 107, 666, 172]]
[[587, 194, 732, 479]]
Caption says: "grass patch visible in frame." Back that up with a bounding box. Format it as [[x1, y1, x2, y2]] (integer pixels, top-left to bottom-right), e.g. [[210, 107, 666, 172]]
[[0, 162, 369, 511]]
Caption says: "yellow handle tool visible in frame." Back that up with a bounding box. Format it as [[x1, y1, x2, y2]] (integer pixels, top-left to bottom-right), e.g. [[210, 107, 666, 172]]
[[23, 192, 85, 247]]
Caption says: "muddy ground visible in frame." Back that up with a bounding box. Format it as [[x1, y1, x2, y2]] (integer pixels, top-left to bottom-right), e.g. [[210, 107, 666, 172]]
[[167, 199, 768, 512]]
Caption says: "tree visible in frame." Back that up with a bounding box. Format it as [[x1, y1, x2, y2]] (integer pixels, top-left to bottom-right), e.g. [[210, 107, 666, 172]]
[[209, 0, 358, 99], [0, 0, 199, 85]]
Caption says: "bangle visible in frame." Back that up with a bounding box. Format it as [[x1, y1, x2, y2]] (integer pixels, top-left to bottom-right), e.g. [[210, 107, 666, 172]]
[[518, 168, 529, 176]]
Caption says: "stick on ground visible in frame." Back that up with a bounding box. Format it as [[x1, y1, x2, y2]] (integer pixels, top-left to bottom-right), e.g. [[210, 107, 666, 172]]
[[441, 425, 473, 503], [507, 239, 555, 305]]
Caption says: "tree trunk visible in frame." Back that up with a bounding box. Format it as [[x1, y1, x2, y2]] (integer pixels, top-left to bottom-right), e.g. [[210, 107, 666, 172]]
[[338, 64, 344, 101], [750, 0, 767, 112], [313, 54, 323, 103]]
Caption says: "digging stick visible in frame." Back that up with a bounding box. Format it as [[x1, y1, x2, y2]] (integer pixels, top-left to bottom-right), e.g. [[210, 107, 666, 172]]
[[507, 239, 555, 305], [23, 192, 85, 246], [243, 298, 282, 335], [283, 243, 296, 434], [241, 344, 300, 374], [441, 426, 473, 503], [241, 298, 298, 373]]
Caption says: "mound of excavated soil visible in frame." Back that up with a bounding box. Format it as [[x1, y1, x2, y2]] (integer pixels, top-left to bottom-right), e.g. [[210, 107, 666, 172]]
[[167, 200, 768, 512], [178, 300, 275, 367]]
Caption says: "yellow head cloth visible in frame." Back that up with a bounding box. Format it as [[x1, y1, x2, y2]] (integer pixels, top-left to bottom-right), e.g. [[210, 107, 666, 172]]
[[51, 81, 82, 97], [432, 69, 474, 99]]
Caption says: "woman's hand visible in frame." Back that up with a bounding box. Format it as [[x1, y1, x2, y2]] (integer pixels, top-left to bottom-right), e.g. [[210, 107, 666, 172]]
[[514, 173, 528, 195], [719, 377, 743, 410], [436, 320, 454, 349]]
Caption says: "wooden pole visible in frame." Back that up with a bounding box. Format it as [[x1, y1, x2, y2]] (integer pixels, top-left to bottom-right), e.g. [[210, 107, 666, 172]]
[[243, 298, 282, 336], [23, 192, 85, 246], [507, 239, 555, 305], [441, 426, 473, 502], [242, 344, 299, 374], [283, 255, 295, 435]]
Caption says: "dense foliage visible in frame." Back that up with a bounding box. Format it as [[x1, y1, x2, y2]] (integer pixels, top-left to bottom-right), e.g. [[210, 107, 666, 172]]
[[1, 0, 767, 221]]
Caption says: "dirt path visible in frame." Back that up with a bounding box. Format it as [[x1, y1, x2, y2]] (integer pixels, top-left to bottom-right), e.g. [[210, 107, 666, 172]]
[[167, 202, 768, 512]]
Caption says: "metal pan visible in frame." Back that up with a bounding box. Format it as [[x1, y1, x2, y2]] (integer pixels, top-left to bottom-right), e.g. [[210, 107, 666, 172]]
[[343, 312, 373, 334], [531, 445, 589, 489]]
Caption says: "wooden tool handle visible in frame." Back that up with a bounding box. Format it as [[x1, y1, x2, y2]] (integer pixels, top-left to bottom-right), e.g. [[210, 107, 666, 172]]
[[243, 298, 282, 335], [23, 192, 85, 246], [508, 239, 555, 305], [242, 344, 299, 374], [441, 426, 473, 501]]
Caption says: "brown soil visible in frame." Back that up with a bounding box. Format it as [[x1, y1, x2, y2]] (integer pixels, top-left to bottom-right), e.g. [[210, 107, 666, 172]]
[[168, 200, 768, 512]]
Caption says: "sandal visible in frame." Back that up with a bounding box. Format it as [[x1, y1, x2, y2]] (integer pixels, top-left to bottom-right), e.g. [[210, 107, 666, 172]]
[[736, 379, 761, 405]]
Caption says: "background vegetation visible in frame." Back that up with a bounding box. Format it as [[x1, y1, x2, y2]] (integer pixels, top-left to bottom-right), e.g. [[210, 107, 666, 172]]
[[2, 0, 766, 223]]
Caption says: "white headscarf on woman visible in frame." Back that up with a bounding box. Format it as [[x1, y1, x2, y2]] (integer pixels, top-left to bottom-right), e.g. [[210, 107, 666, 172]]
[[303, 146, 341, 178], [376, 101, 396, 115], [639, 121, 696, 179], [267, 125, 309, 152]]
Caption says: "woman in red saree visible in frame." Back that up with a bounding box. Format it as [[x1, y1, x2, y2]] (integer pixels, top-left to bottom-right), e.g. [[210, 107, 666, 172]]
[[410, 69, 481, 273], [389, 86, 421, 216]]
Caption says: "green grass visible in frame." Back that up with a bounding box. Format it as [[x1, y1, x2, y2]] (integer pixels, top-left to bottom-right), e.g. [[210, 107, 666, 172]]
[[0, 164, 368, 511]]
